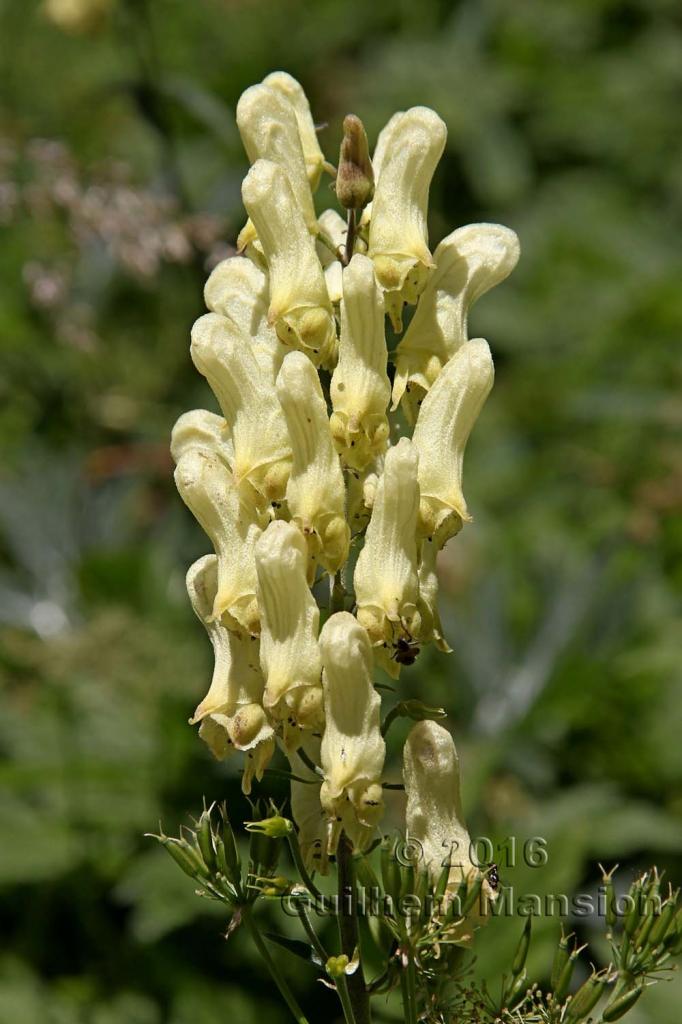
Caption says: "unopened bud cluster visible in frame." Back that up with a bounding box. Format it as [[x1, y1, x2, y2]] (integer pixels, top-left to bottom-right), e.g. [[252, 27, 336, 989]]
[[171, 71, 519, 892]]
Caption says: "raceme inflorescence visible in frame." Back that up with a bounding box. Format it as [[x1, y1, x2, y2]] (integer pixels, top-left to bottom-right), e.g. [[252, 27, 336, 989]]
[[157, 73, 679, 1024]]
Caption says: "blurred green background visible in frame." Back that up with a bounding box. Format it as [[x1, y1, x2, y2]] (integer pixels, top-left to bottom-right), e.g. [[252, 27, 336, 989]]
[[1, 0, 681, 1021]]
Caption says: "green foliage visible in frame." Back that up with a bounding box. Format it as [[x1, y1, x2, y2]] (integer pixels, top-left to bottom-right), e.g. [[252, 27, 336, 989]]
[[1, 0, 680, 1020]]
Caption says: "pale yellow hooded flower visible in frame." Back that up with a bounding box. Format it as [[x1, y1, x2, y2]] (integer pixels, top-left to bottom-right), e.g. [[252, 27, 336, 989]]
[[367, 107, 447, 331], [392, 223, 519, 419], [276, 351, 350, 580], [411, 338, 494, 546], [403, 720, 494, 932], [203, 256, 284, 382], [185, 554, 274, 794], [170, 408, 234, 470], [242, 159, 337, 367], [255, 520, 324, 748], [330, 254, 391, 471], [190, 312, 291, 510], [262, 71, 330, 190], [319, 612, 386, 854], [236, 79, 317, 252], [353, 438, 421, 676], [174, 448, 261, 635]]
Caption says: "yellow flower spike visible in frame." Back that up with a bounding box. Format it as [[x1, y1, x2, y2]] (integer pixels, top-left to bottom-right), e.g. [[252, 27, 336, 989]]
[[275, 352, 350, 580], [174, 448, 262, 634], [190, 312, 291, 510], [367, 107, 447, 331], [254, 520, 324, 747], [330, 254, 391, 471], [411, 338, 494, 546], [241, 159, 337, 367], [417, 540, 452, 654], [353, 437, 421, 676], [287, 735, 329, 875], [203, 256, 284, 382], [262, 71, 330, 190], [392, 223, 520, 419], [319, 612, 386, 854], [186, 554, 266, 722], [236, 81, 317, 235], [403, 720, 476, 888], [170, 409, 234, 471]]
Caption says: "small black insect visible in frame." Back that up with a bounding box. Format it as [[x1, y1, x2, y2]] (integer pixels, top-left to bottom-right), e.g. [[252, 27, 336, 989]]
[[488, 863, 499, 891], [393, 637, 420, 666]]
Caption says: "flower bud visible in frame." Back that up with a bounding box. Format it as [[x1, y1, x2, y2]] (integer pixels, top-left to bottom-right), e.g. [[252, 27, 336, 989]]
[[175, 454, 262, 634], [319, 612, 386, 853], [411, 338, 494, 545], [242, 159, 337, 367], [204, 256, 284, 382], [392, 223, 519, 420], [190, 312, 291, 510], [276, 352, 350, 579], [336, 114, 374, 211], [353, 438, 421, 675], [330, 254, 390, 471], [368, 107, 447, 331], [255, 520, 324, 746], [245, 816, 294, 839]]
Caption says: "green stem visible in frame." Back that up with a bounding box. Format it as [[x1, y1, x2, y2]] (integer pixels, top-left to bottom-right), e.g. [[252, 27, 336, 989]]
[[288, 832, 323, 901], [297, 904, 357, 1024], [400, 949, 419, 1024], [381, 705, 400, 737], [297, 905, 328, 962], [337, 834, 372, 1024], [244, 910, 311, 1024], [296, 745, 324, 778], [336, 977, 360, 1024]]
